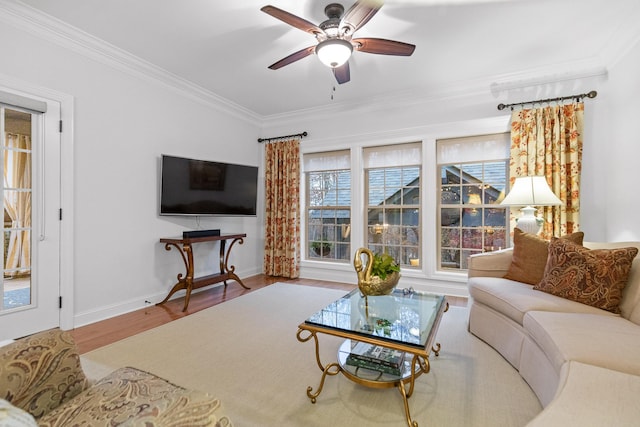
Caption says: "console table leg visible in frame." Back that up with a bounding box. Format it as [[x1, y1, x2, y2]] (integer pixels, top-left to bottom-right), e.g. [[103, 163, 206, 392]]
[[156, 243, 193, 311], [157, 280, 187, 306], [157, 242, 194, 311], [222, 237, 250, 290], [179, 243, 195, 311], [182, 289, 192, 312]]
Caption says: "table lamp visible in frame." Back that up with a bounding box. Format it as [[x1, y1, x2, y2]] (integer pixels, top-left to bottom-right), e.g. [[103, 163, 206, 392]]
[[500, 176, 562, 234], [467, 193, 482, 214]]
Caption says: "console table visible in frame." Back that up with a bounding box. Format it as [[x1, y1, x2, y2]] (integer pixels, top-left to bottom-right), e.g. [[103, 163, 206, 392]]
[[157, 233, 249, 311]]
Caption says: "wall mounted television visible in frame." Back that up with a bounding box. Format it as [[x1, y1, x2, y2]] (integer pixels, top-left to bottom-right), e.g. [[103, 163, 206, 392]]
[[160, 154, 258, 216]]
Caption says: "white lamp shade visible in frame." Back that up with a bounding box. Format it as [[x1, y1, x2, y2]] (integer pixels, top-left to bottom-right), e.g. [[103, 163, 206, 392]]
[[316, 39, 353, 68], [500, 176, 562, 207]]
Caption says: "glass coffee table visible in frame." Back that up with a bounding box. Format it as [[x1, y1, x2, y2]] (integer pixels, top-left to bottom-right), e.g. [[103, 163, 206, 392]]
[[297, 287, 448, 427]]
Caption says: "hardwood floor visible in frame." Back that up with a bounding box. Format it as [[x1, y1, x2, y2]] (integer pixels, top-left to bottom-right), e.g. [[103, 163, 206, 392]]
[[69, 275, 466, 354]]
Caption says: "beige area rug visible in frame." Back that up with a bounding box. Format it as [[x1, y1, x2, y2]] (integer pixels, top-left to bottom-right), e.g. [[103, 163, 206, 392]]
[[81, 283, 541, 426]]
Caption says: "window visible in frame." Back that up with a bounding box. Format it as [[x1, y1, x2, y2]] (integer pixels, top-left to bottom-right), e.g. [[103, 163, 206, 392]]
[[304, 151, 351, 262], [437, 133, 510, 270], [2, 109, 32, 309], [364, 143, 421, 267]]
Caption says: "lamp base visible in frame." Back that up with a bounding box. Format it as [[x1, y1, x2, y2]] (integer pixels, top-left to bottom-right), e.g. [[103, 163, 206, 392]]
[[515, 206, 543, 235]]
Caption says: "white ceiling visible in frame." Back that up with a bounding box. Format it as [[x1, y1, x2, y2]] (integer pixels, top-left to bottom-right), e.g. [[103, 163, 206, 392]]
[[15, 0, 640, 117]]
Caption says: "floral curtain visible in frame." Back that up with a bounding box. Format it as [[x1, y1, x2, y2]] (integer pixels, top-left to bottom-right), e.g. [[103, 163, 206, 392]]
[[4, 132, 32, 276], [509, 102, 584, 239], [263, 138, 300, 278]]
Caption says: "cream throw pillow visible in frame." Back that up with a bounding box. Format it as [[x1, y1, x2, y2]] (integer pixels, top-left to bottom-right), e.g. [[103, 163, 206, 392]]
[[503, 229, 584, 285]]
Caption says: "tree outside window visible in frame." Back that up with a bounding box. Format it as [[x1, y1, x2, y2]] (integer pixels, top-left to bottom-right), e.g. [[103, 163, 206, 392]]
[[439, 161, 508, 270]]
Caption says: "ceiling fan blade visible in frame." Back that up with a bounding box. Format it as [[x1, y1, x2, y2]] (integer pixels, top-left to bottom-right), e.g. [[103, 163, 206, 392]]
[[333, 62, 351, 85], [268, 46, 316, 70], [261, 5, 324, 36], [353, 38, 416, 56], [339, 0, 384, 35]]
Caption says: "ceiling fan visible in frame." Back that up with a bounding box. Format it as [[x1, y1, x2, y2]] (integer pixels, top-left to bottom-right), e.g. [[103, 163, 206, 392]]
[[261, 0, 415, 84]]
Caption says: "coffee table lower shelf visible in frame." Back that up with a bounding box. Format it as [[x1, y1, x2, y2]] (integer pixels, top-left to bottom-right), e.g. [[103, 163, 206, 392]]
[[296, 329, 441, 427]]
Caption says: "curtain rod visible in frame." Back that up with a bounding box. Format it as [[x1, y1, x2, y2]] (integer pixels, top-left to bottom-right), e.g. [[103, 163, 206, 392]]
[[257, 131, 308, 143], [497, 90, 597, 111]]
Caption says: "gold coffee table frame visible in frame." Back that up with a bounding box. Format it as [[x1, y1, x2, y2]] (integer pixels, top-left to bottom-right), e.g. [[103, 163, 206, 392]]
[[297, 292, 448, 427]]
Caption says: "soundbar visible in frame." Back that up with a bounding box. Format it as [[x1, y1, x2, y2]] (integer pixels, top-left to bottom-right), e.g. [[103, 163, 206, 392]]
[[183, 229, 221, 238]]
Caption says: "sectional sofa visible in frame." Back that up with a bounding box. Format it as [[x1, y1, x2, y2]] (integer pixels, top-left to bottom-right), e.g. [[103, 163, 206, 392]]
[[467, 230, 640, 426], [0, 328, 231, 426]]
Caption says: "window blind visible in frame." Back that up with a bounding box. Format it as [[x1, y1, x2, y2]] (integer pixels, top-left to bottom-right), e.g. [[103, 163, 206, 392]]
[[303, 150, 350, 172], [437, 133, 509, 164], [363, 142, 421, 168]]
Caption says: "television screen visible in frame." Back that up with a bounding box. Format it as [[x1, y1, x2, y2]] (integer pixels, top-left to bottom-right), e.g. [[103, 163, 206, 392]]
[[160, 155, 258, 216]]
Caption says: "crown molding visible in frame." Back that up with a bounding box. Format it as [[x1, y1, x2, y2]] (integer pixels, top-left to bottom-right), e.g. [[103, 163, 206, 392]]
[[488, 59, 608, 95], [0, 0, 261, 126], [262, 57, 608, 129], [261, 77, 490, 127]]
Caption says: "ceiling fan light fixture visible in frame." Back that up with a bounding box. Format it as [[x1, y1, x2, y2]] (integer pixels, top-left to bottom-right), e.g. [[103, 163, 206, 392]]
[[316, 39, 353, 68]]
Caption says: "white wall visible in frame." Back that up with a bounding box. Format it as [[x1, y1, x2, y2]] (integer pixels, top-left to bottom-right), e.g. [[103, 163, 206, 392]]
[[595, 37, 640, 241], [0, 19, 264, 326]]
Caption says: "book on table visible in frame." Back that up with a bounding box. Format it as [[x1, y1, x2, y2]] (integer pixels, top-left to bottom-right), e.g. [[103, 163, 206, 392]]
[[346, 356, 405, 376], [346, 341, 406, 375]]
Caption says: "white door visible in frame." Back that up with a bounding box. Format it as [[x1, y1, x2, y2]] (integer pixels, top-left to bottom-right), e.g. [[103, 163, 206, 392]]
[[0, 97, 61, 340]]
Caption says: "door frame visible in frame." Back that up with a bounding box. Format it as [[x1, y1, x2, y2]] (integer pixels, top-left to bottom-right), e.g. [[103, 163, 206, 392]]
[[0, 77, 75, 331]]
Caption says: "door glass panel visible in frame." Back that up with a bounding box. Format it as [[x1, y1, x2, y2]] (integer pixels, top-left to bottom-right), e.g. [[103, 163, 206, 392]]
[[1, 108, 32, 311]]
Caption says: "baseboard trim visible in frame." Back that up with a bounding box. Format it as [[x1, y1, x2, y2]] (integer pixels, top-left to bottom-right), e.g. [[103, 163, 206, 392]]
[[72, 288, 189, 328], [73, 267, 261, 328]]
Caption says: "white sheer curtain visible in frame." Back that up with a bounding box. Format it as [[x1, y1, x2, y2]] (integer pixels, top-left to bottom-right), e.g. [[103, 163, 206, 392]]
[[4, 132, 31, 276]]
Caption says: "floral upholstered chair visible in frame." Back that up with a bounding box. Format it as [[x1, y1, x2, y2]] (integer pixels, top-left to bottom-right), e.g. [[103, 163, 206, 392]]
[[0, 328, 231, 426]]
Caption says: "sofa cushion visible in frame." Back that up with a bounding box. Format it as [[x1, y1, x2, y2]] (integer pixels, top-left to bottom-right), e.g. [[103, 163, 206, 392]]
[[523, 311, 640, 376], [535, 239, 638, 313], [37, 366, 230, 427], [0, 328, 89, 418], [0, 398, 38, 426], [504, 229, 584, 285], [526, 361, 640, 427], [467, 248, 514, 278], [468, 276, 613, 325]]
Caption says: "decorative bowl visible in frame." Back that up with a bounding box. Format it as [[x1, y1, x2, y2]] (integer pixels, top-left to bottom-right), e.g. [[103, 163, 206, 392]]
[[358, 270, 400, 296]]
